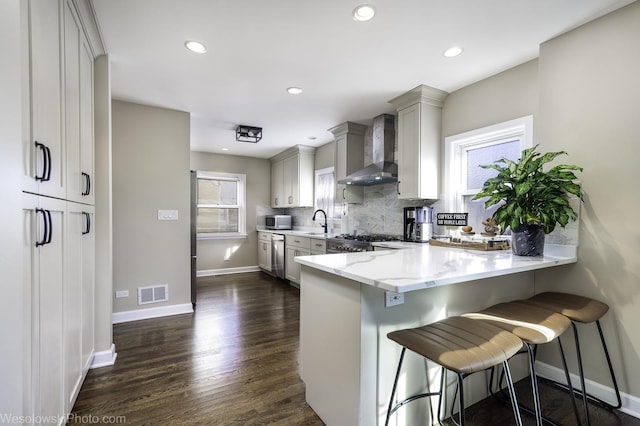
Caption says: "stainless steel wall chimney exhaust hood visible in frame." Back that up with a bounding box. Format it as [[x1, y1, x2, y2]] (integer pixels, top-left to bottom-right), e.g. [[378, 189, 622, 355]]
[[338, 114, 397, 186]]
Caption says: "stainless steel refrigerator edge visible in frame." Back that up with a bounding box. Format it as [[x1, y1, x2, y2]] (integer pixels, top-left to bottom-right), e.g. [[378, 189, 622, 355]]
[[190, 170, 197, 309]]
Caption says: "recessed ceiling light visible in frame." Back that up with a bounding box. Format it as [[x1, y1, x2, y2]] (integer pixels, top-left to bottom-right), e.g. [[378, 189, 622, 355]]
[[353, 4, 376, 21], [443, 46, 463, 58], [287, 87, 303, 95], [184, 40, 207, 53], [221, 148, 229, 151]]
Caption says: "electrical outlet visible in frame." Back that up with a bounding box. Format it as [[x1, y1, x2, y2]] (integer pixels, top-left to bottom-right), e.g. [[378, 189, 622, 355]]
[[385, 291, 404, 307], [115, 290, 129, 298]]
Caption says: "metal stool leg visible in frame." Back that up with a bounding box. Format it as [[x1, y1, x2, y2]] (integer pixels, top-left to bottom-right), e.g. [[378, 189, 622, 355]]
[[596, 320, 622, 409], [385, 347, 406, 426]]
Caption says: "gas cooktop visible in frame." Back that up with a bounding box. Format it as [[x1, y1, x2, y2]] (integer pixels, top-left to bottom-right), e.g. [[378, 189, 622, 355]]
[[334, 234, 402, 242]]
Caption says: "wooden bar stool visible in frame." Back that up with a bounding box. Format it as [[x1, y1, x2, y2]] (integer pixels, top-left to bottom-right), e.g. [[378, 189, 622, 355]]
[[522, 292, 621, 426], [385, 316, 524, 426], [463, 301, 576, 426]]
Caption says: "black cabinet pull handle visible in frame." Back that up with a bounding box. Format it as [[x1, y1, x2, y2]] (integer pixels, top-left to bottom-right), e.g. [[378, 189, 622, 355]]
[[82, 172, 91, 196], [44, 145, 51, 181], [82, 212, 91, 235], [44, 209, 52, 244], [35, 209, 52, 246], [34, 141, 51, 182], [35, 208, 47, 246]]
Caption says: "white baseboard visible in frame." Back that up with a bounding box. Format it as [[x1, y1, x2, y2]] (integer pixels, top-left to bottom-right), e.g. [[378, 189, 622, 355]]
[[197, 265, 260, 277], [91, 344, 117, 369], [112, 303, 193, 324], [536, 360, 640, 419]]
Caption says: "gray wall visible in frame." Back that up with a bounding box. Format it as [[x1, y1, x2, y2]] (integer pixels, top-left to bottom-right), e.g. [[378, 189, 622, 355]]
[[440, 1, 640, 399], [534, 1, 640, 396], [112, 100, 191, 313], [190, 151, 272, 273]]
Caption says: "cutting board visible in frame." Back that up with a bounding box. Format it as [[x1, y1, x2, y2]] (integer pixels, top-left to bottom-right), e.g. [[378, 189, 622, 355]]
[[429, 238, 510, 251]]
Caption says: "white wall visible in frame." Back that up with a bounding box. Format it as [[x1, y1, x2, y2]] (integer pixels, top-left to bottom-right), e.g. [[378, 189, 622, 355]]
[[440, 1, 640, 404], [535, 1, 640, 398], [112, 101, 191, 313], [190, 151, 272, 273]]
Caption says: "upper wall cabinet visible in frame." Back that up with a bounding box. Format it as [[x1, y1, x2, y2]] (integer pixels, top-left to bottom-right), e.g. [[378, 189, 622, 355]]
[[270, 145, 316, 208], [389, 85, 448, 200], [23, 0, 65, 199], [23, 0, 95, 205], [328, 122, 367, 204], [64, 1, 94, 204]]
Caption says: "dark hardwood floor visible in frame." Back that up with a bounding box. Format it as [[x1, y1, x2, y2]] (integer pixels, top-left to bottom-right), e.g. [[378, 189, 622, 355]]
[[71, 272, 638, 425]]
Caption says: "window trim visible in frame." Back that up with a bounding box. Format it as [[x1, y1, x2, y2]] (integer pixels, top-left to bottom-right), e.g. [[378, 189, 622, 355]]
[[196, 170, 247, 240], [445, 116, 534, 213]]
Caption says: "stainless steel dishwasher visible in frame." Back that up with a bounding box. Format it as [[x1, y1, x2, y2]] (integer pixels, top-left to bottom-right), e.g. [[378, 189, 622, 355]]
[[271, 234, 285, 280]]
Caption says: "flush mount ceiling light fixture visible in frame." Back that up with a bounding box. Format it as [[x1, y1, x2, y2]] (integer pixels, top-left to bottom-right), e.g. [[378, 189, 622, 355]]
[[287, 86, 303, 95], [443, 46, 463, 57], [184, 40, 207, 53], [236, 125, 262, 143], [353, 4, 376, 21]]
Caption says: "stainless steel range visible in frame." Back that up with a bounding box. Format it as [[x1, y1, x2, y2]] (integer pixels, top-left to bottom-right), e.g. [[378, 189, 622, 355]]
[[326, 234, 402, 253]]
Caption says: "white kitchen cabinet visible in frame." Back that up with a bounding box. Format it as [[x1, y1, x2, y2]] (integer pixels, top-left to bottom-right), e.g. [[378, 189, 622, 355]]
[[23, 0, 66, 199], [285, 235, 311, 284], [18, 0, 97, 422], [258, 231, 272, 272], [329, 122, 367, 204], [389, 85, 448, 200], [64, 1, 95, 204], [64, 203, 95, 413], [310, 238, 326, 255], [270, 145, 316, 208], [22, 194, 66, 423]]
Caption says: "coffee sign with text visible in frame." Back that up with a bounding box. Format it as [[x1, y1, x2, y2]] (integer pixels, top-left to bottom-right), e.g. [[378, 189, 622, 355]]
[[436, 213, 468, 226]]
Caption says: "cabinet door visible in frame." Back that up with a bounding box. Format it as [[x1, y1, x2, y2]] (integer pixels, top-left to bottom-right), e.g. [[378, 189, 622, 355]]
[[397, 103, 420, 199], [285, 246, 298, 282], [79, 38, 94, 204], [283, 155, 299, 206], [65, 202, 84, 412], [335, 134, 364, 204], [26, 0, 65, 199], [81, 206, 95, 374], [271, 159, 284, 207], [64, 2, 94, 204], [258, 233, 272, 272], [23, 194, 66, 421], [64, 2, 81, 202]]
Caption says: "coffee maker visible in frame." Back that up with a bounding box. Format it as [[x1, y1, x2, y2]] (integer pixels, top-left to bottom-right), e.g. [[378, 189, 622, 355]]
[[403, 206, 433, 242]]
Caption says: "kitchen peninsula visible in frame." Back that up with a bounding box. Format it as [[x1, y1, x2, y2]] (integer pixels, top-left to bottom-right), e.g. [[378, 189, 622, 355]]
[[295, 244, 577, 426]]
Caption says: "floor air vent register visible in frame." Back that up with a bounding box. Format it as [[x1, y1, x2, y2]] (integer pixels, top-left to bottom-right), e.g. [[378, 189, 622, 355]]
[[138, 284, 169, 305]]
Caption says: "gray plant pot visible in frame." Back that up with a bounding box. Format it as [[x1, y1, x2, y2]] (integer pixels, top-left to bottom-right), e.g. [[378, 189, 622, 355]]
[[512, 224, 545, 256]]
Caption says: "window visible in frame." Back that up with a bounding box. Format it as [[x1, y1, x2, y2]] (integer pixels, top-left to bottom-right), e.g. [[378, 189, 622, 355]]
[[445, 116, 533, 232], [315, 167, 337, 218], [196, 171, 246, 239]]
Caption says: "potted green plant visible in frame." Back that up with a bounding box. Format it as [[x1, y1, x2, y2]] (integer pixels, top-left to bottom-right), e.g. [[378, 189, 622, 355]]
[[473, 145, 583, 256]]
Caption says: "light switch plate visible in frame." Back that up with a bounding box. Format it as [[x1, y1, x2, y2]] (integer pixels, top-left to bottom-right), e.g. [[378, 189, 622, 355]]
[[158, 209, 178, 220]]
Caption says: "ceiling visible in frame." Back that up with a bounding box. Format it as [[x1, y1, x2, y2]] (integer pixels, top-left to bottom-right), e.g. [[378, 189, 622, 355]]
[[91, 0, 634, 158]]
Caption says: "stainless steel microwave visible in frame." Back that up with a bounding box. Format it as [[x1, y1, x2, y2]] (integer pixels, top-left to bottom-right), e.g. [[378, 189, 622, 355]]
[[265, 215, 292, 230]]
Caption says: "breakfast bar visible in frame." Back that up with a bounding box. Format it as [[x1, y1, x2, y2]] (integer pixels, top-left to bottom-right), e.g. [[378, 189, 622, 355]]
[[295, 244, 577, 426]]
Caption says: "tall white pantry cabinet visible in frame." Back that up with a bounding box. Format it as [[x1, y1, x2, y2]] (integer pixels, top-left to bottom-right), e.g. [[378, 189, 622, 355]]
[[3, 0, 99, 423]]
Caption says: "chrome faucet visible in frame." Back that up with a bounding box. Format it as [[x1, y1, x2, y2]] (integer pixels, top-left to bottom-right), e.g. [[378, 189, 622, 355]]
[[312, 209, 328, 234]]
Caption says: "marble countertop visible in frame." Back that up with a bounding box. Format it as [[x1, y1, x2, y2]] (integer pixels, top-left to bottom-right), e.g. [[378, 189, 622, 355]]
[[295, 244, 577, 293]]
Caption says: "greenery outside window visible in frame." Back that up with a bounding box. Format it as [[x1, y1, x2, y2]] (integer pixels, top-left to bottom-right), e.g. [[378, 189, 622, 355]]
[[445, 116, 533, 232], [315, 167, 337, 218], [196, 171, 247, 239]]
